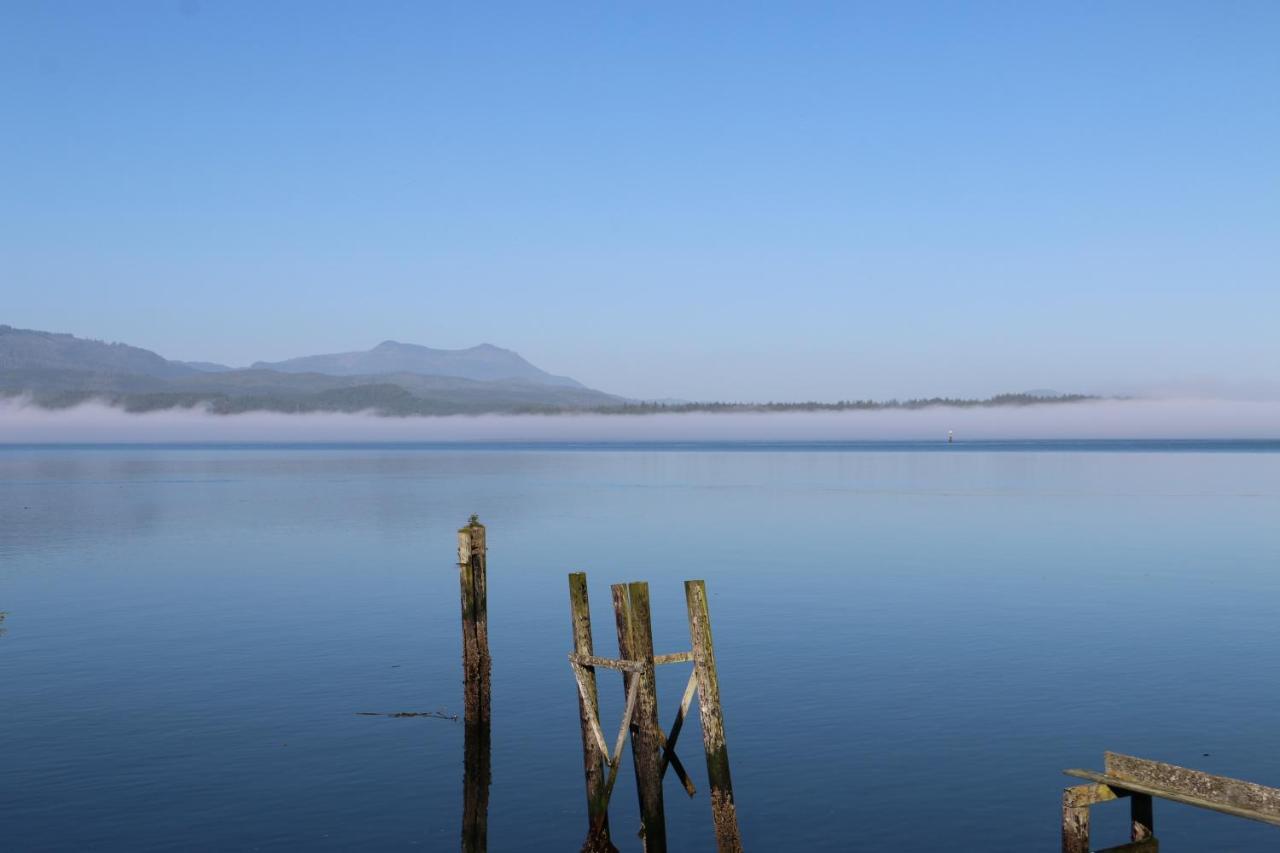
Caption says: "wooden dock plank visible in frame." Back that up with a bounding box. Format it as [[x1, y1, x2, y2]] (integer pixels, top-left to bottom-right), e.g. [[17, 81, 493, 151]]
[[1105, 752, 1280, 820], [1064, 768, 1280, 828]]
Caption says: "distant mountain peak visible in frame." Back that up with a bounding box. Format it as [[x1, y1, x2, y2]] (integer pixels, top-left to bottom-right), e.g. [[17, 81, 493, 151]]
[[371, 339, 510, 355], [179, 360, 235, 373], [250, 340, 585, 388]]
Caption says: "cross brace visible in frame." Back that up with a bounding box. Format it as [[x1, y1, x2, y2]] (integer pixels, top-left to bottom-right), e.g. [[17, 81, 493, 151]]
[[569, 654, 700, 810]]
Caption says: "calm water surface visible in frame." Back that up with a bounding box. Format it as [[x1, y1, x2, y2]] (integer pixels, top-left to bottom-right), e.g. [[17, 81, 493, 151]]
[[2, 442, 1279, 851]]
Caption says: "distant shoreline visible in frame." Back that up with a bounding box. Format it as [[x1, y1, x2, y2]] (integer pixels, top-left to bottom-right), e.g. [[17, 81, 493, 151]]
[[0, 389, 1098, 418], [2, 397, 1278, 444], [3, 438, 1279, 453]]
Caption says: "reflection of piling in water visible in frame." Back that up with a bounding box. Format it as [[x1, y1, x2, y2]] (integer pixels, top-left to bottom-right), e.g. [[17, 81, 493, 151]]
[[457, 516, 491, 853], [462, 722, 491, 853]]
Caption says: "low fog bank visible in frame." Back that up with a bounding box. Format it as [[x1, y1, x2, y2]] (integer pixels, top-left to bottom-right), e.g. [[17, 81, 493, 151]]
[[0, 397, 1277, 442]]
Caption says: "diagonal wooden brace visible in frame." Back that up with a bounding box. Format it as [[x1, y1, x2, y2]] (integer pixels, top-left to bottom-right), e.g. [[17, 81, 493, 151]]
[[571, 661, 642, 823], [571, 660, 612, 759], [659, 669, 700, 797]]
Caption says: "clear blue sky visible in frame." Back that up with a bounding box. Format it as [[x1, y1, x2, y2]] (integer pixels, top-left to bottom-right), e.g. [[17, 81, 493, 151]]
[[3, 1, 1277, 401]]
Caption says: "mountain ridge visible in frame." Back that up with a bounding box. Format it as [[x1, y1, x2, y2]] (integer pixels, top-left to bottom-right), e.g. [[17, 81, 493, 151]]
[[250, 339, 585, 388], [0, 324, 619, 414], [0, 324, 1101, 417], [0, 324, 197, 379]]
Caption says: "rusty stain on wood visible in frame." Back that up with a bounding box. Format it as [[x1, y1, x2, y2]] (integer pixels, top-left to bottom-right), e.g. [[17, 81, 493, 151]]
[[1063, 782, 1123, 809]]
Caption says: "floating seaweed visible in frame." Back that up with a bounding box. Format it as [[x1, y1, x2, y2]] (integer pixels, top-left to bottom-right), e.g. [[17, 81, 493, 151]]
[[354, 709, 458, 721]]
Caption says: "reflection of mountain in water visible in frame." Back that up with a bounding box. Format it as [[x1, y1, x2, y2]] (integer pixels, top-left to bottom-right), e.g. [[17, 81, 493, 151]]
[[0, 454, 167, 559], [0, 449, 626, 561]]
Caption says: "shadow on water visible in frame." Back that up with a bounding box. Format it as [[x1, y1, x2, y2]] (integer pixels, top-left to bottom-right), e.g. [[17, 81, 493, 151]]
[[462, 721, 491, 853]]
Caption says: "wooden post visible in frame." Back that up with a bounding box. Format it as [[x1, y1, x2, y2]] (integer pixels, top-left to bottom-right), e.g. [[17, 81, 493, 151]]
[[1061, 783, 1122, 853], [458, 516, 490, 853], [1062, 785, 1091, 853], [613, 582, 667, 852], [1131, 793, 1154, 842], [458, 515, 490, 727], [685, 580, 743, 853], [569, 573, 618, 853]]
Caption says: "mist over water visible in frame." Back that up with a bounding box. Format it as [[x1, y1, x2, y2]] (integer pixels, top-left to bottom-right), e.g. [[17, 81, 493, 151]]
[[0, 397, 1277, 442]]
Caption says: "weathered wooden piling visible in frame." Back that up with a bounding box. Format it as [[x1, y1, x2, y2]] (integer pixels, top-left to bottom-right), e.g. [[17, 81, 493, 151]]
[[457, 515, 491, 853], [613, 582, 667, 852], [685, 580, 744, 853], [566, 575, 743, 849], [569, 572, 618, 853], [457, 515, 490, 727], [1061, 784, 1106, 853]]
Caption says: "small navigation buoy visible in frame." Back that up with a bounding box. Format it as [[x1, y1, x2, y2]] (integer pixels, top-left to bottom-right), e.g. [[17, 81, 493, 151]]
[[947, 430, 954, 444]]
